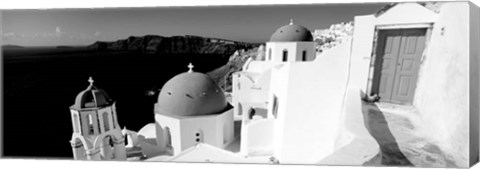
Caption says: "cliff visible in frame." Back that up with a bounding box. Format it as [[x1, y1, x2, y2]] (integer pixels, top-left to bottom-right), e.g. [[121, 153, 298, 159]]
[[87, 35, 257, 55], [207, 45, 265, 92]]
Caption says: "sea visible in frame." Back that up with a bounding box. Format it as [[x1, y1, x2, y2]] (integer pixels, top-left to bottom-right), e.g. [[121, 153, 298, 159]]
[[2, 46, 230, 158]]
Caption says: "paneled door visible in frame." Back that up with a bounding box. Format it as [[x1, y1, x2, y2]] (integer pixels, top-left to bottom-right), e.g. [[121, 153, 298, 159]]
[[372, 28, 426, 104]]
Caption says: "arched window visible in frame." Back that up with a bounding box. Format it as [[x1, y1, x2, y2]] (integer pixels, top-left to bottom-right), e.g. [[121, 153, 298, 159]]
[[268, 48, 272, 61], [282, 50, 288, 62], [111, 112, 117, 129], [87, 114, 94, 135], [103, 113, 110, 132], [238, 103, 243, 116], [165, 127, 172, 149], [124, 134, 129, 146], [72, 114, 80, 133], [302, 50, 307, 61]]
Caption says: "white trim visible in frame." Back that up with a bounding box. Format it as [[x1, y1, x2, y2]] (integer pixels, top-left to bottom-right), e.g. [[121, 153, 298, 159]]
[[376, 23, 433, 30]]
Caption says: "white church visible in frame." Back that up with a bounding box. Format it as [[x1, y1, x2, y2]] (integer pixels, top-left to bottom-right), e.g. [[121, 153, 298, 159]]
[[69, 2, 479, 167]]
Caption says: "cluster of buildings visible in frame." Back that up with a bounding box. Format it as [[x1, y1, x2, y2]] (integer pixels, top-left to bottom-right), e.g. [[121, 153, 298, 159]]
[[313, 21, 354, 53], [68, 2, 479, 167]]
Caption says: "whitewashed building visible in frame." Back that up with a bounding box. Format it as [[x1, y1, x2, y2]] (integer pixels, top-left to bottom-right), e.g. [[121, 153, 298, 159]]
[[68, 1, 479, 167]]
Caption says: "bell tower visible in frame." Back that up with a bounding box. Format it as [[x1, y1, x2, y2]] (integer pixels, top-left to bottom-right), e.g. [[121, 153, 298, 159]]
[[69, 77, 126, 160]]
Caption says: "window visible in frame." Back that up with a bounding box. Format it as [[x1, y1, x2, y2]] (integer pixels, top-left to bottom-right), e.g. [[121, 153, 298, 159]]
[[195, 130, 203, 143], [103, 113, 110, 132], [272, 95, 279, 118], [112, 111, 117, 129], [282, 50, 288, 61], [302, 50, 307, 61], [73, 114, 80, 133], [238, 103, 243, 116], [124, 134, 129, 145], [268, 48, 272, 61], [106, 135, 114, 147], [87, 114, 94, 135], [165, 127, 172, 148], [248, 108, 256, 120]]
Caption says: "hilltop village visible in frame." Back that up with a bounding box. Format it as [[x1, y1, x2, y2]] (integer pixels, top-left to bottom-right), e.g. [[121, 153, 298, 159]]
[[68, 2, 478, 167]]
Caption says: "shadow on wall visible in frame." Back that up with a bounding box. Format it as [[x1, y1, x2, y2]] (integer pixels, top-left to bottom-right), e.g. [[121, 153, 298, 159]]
[[362, 103, 413, 166]]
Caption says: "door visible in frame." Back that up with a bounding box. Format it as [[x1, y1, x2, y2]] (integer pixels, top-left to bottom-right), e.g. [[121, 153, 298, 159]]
[[372, 28, 426, 104]]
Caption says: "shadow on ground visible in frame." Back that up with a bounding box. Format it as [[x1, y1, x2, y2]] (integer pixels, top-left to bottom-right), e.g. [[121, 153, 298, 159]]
[[361, 103, 414, 166]]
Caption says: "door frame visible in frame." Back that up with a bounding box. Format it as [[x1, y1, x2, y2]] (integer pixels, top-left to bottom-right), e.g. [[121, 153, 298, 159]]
[[366, 23, 433, 104]]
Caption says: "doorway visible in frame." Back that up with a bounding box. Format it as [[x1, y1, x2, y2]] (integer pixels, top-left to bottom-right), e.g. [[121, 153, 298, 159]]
[[372, 28, 426, 104]]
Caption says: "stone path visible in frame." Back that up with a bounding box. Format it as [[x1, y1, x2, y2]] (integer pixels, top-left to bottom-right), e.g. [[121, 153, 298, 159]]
[[362, 103, 457, 167], [320, 101, 458, 167]]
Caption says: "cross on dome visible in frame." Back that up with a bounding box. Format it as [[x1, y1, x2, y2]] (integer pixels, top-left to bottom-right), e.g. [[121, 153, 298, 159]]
[[187, 62, 194, 73], [289, 19, 294, 25], [88, 76, 94, 86]]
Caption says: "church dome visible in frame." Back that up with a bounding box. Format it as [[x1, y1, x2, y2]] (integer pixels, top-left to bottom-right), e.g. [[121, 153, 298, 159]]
[[71, 77, 113, 110], [269, 21, 313, 42], [156, 70, 227, 117]]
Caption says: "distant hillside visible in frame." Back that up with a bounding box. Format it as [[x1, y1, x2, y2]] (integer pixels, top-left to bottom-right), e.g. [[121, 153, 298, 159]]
[[2, 44, 24, 49], [87, 35, 258, 55]]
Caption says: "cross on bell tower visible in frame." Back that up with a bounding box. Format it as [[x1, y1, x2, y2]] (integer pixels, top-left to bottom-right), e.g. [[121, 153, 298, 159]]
[[187, 63, 194, 73], [88, 76, 94, 86]]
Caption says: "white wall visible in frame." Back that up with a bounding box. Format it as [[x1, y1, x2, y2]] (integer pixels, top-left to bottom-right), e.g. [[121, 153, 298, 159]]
[[413, 2, 470, 167], [233, 72, 270, 104], [324, 88, 380, 165], [294, 42, 316, 61], [179, 116, 219, 151], [240, 118, 275, 156], [269, 63, 290, 160], [165, 110, 234, 153], [350, 15, 376, 93], [216, 109, 235, 147], [375, 3, 437, 26], [272, 41, 351, 164], [266, 42, 298, 62], [155, 114, 182, 155], [232, 71, 271, 119]]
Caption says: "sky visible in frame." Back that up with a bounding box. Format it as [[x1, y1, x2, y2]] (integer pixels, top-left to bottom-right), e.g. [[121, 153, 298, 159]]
[[1, 3, 388, 46]]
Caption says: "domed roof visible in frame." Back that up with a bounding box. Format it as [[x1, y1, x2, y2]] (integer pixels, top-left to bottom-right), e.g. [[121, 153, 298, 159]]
[[269, 20, 313, 42], [156, 68, 227, 116], [71, 77, 113, 110]]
